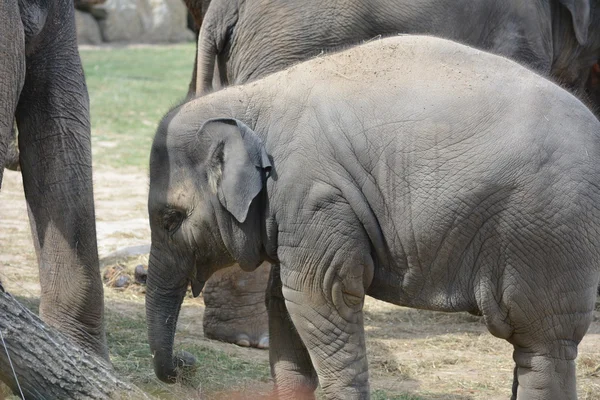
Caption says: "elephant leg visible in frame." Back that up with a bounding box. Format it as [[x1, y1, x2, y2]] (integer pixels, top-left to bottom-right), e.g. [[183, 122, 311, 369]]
[[183, 0, 205, 98], [267, 263, 317, 399], [510, 364, 518, 400], [202, 262, 270, 349], [511, 344, 577, 399], [4, 124, 20, 171], [503, 278, 595, 399], [15, 0, 108, 359], [282, 261, 371, 400], [0, 0, 25, 181], [187, 42, 199, 98]]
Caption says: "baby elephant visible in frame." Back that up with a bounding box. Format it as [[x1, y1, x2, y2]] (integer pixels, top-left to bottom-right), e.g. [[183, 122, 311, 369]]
[[146, 35, 600, 399]]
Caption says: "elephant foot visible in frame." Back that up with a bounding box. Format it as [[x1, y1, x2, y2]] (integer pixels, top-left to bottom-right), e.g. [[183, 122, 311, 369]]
[[202, 263, 270, 349], [235, 333, 269, 349]]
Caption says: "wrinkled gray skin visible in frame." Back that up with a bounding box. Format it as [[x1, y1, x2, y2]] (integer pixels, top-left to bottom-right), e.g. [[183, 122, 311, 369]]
[[2, 0, 125, 173], [191, 0, 600, 351], [147, 36, 600, 399], [184, 0, 213, 95], [196, 0, 600, 96], [0, 0, 108, 359], [4, 125, 19, 171]]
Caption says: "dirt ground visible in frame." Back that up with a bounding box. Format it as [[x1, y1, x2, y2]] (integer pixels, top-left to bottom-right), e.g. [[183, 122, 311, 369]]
[[0, 167, 599, 399]]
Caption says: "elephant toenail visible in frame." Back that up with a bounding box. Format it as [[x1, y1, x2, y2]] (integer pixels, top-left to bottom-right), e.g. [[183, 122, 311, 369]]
[[236, 335, 251, 347], [257, 335, 269, 349]]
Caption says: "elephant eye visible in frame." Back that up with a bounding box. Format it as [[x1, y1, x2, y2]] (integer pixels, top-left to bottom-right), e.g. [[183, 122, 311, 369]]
[[162, 207, 185, 233]]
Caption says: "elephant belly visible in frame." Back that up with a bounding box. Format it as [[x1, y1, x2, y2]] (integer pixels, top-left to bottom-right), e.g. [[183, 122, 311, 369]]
[[366, 256, 481, 315]]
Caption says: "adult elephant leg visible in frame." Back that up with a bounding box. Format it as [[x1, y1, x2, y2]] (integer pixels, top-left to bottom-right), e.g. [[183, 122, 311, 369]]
[[202, 262, 270, 348], [0, 0, 25, 179], [282, 259, 372, 400], [267, 263, 317, 399], [187, 39, 199, 98], [4, 124, 20, 171], [15, 0, 108, 359], [183, 0, 203, 98]]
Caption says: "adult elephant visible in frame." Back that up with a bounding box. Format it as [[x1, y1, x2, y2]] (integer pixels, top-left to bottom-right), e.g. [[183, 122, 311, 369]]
[[0, 0, 107, 359], [195, 0, 600, 95], [185, 0, 600, 350]]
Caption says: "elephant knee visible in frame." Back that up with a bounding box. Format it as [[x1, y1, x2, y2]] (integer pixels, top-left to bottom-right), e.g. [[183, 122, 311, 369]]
[[327, 258, 374, 323]]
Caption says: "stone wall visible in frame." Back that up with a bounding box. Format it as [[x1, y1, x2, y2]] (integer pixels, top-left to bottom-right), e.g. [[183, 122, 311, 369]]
[[76, 0, 195, 45]]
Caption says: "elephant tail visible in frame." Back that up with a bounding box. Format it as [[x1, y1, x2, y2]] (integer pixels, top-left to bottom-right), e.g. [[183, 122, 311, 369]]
[[195, 24, 218, 95]]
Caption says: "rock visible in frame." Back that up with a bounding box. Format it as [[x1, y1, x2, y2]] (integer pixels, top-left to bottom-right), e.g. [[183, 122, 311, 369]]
[[134, 264, 148, 284], [100, 244, 150, 266], [75, 0, 107, 12], [147, 0, 196, 42], [103, 265, 130, 288], [114, 275, 131, 288], [97, 0, 195, 43], [96, 0, 145, 42], [75, 10, 103, 45], [89, 6, 109, 20]]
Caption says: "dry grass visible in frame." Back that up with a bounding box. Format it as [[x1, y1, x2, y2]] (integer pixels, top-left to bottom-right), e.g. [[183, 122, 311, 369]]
[[1, 164, 599, 399]]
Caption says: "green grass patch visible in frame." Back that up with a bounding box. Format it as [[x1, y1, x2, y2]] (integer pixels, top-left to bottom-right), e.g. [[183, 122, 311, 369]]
[[81, 44, 196, 169], [105, 307, 271, 398], [12, 295, 271, 398]]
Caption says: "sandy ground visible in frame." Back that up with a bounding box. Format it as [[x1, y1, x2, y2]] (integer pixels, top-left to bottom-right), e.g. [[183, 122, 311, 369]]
[[0, 167, 599, 399]]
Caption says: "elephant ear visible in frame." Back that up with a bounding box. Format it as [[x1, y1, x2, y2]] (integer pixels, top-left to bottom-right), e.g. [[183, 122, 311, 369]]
[[201, 118, 271, 223], [559, 0, 591, 45]]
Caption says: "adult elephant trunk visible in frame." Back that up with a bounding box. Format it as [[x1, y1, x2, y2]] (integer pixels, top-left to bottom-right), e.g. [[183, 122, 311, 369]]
[[146, 247, 196, 383]]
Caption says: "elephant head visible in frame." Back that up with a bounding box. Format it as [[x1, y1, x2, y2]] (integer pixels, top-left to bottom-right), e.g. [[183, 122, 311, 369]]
[[146, 112, 271, 382]]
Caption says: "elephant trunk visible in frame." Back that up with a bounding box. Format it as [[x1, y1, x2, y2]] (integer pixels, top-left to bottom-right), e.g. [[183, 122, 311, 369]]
[[145, 250, 188, 383]]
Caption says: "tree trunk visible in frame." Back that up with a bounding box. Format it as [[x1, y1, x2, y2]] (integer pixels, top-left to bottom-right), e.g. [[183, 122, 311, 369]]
[[0, 290, 149, 399]]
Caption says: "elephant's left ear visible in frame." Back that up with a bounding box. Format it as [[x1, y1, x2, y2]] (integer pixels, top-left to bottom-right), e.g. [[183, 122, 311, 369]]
[[559, 0, 591, 45], [201, 118, 271, 223]]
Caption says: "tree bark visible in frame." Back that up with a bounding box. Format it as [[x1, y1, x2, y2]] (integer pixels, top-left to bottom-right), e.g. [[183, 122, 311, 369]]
[[0, 290, 149, 399]]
